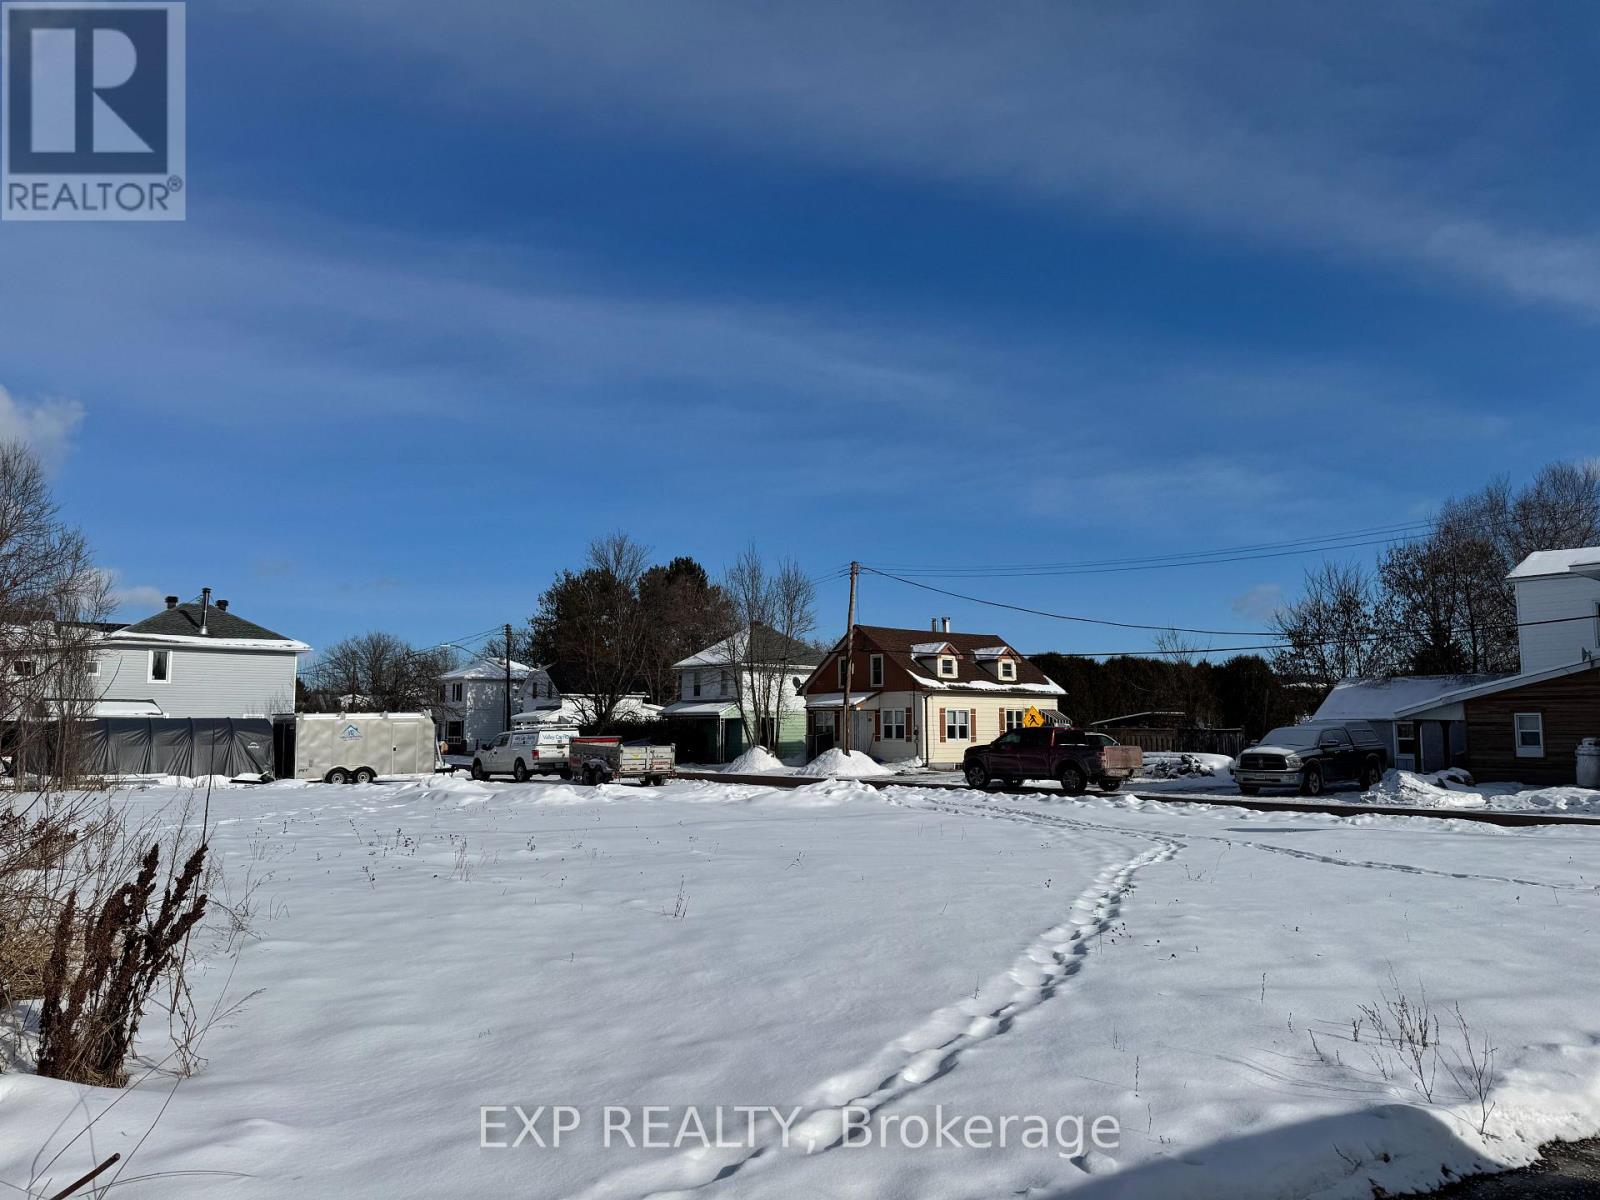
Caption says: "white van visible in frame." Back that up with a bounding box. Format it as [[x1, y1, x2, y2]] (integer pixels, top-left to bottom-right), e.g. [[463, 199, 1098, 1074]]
[[471, 726, 579, 781]]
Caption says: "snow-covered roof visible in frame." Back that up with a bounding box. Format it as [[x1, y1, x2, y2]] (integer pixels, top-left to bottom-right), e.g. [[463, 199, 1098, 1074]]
[[909, 641, 953, 656], [441, 657, 531, 681], [804, 691, 879, 709], [1394, 658, 1600, 717], [674, 626, 823, 670], [659, 699, 743, 718], [1508, 548, 1600, 581], [970, 646, 1012, 660], [1314, 675, 1511, 722], [906, 673, 1066, 695]]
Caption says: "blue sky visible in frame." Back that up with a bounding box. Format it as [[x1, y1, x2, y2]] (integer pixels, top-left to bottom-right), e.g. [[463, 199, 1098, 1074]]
[[2, 1, 1597, 660]]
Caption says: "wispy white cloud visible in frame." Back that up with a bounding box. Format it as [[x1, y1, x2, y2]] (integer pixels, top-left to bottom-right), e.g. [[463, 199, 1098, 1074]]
[[268, 1, 1600, 319], [96, 569, 166, 615], [0, 384, 83, 469], [1231, 583, 1285, 623]]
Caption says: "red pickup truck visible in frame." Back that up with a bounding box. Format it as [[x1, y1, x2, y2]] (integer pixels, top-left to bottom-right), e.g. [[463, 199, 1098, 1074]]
[[962, 727, 1143, 795]]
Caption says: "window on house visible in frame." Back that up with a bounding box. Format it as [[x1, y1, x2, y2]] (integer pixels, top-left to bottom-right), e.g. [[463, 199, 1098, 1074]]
[[1003, 708, 1025, 732], [720, 670, 732, 696], [837, 658, 849, 688], [1515, 712, 1545, 758], [10, 660, 34, 677], [882, 708, 906, 740], [451, 682, 464, 703], [945, 708, 970, 741], [1395, 721, 1418, 766], [445, 720, 464, 740], [149, 649, 170, 682], [999, 659, 1016, 681], [869, 654, 884, 688], [86, 659, 100, 677], [938, 656, 957, 678], [692, 671, 702, 697]]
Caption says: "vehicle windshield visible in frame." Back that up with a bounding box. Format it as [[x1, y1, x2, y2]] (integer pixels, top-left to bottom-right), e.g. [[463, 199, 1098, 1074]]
[[1259, 726, 1324, 748]]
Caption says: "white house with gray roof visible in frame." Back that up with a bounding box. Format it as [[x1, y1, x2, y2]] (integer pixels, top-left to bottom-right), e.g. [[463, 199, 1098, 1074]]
[[90, 591, 310, 719]]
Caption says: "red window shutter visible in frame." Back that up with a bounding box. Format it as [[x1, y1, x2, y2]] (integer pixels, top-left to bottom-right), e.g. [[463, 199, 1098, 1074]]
[[906, 710, 914, 741], [939, 708, 946, 742], [874, 710, 881, 740]]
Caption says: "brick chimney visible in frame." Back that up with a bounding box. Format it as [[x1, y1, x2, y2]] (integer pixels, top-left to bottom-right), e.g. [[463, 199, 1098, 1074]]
[[165, 595, 178, 609]]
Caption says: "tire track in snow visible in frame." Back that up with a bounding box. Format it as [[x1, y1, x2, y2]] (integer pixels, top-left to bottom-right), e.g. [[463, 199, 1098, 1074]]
[[574, 835, 1182, 1200]]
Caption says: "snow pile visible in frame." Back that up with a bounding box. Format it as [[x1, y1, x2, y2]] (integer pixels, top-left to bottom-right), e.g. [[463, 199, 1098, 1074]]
[[795, 748, 894, 778], [723, 746, 790, 774], [1364, 769, 1600, 815], [1141, 752, 1234, 780]]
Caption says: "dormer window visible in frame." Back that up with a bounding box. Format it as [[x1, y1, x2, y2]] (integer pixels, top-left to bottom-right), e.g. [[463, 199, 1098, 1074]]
[[999, 659, 1016, 681], [938, 656, 957, 678]]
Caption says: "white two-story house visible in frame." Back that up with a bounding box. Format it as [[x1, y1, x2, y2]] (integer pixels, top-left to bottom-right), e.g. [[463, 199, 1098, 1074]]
[[91, 592, 309, 718], [436, 657, 533, 752]]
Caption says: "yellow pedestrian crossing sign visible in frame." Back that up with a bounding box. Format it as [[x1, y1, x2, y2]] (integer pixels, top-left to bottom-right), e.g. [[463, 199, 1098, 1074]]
[[1022, 706, 1046, 728]]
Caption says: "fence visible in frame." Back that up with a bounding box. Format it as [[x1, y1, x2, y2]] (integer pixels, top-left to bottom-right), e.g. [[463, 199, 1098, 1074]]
[[1109, 727, 1247, 758]]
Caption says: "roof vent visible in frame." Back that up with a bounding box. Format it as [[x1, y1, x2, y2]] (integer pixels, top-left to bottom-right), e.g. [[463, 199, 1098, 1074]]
[[216, 599, 229, 612], [165, 595, 178, 609]]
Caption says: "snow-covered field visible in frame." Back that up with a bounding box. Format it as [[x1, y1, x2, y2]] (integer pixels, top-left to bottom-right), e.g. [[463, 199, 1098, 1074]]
[[7, 776, 1600, 1199]]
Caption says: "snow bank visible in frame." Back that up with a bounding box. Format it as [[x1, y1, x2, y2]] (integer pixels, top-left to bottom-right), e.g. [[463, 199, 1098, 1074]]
[[723, 746, 790, 774], [795, 748, 894, 778], [1364, 768, 1600, 814]]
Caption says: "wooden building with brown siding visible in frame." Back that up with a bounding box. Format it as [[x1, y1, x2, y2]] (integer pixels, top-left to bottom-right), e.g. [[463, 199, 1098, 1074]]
[[1402, 660, 1600, 786]]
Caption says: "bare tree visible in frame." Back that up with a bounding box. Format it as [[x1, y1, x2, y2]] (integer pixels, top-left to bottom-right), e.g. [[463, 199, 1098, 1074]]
[[1272, 561, 1397, 688], [0, 441, 113, 779], [719, 546, 817, 753], [529, 534, 653, 729], [305, 631, 457, 712]]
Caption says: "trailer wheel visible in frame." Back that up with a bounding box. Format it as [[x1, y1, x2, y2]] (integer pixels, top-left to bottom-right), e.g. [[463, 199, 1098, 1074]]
[[353, 767, 376, 785], [558, 767, 573, 781], [325, 767, 351, 785]]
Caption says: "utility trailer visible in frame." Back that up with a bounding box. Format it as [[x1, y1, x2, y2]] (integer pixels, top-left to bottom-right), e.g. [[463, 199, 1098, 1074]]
[[272, 713, 443, 784], [568, 736, 675, 786]]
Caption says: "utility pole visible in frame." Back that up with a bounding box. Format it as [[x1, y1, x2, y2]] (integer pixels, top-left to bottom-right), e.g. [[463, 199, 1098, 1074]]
[[841, 562, 859, 753], [503, 623, 514, 734]]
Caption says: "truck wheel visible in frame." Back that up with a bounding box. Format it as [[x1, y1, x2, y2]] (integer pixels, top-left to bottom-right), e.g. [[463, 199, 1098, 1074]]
[[512, 759, 529, 782], [1097, 777, 1123, 793], [353, 767, 377, 784], [964, 762, 991, 790], [1300, 765, 1325, 797], [470, 760, 487, 781], [1058, 764, 1087, 796], [1360, 757, 1383, 789], [325, 767, 351, 785], [558, 767, 573, 781]]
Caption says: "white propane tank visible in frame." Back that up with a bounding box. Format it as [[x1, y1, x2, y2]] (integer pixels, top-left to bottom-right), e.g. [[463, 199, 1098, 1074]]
[[1578, 738, 1600, 791]]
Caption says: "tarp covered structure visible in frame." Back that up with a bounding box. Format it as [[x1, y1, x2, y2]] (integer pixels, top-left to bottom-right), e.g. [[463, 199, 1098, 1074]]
[[79, 718, 274, 778]]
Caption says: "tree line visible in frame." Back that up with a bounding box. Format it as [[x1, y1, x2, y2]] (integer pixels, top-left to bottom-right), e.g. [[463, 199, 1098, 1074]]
[[1272, 461, 1600, 686]]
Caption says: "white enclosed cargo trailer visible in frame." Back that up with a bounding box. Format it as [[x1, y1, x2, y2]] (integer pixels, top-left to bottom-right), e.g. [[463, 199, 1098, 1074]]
[[272, 713, 443, 784]]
